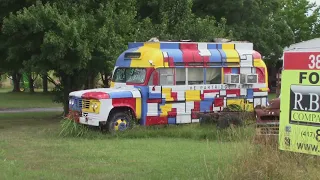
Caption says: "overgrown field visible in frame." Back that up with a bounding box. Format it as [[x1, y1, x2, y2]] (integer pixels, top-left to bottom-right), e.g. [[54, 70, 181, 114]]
[[0, 112, 319, 180]]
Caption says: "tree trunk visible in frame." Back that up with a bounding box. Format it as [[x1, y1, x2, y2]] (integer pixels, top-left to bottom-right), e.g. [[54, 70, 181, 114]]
[[101, 72, 111, 88], [27, 73, 35, 93], [60, 73, 71, 116], [12, 71, 21, 92], [42, 72, 48, 93]]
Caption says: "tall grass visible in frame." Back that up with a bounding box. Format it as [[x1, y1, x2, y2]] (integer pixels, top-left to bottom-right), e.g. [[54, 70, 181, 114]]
[[225, 142, 320, 180], [59, 118, 320, 179], [59, 118, 255, 142]]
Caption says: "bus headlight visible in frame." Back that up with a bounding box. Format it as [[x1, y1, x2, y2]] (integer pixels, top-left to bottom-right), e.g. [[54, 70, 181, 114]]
[[69, 99, 75, 105]]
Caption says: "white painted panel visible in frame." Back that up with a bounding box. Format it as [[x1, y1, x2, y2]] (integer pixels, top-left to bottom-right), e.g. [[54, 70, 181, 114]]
[[185, 102, 194, 113], [253, 92, 268, 96], [177, 114, 191, 124], [172, 103, 186, 113], [147, 103, 158, 116]]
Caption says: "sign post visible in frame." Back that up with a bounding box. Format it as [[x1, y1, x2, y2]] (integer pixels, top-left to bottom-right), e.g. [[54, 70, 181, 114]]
[[279, 51, 320, 156]]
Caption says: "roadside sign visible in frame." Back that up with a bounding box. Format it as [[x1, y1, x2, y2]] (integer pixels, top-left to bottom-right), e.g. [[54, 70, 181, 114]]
[[279, 51, 320, 156]]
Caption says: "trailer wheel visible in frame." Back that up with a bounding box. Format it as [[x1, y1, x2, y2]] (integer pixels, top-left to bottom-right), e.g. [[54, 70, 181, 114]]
[[217, 114, 243, 129]]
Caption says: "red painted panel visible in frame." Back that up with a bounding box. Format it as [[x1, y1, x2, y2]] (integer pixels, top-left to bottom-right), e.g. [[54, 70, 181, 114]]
[[256, 67, 266, 83], [203, 90, 220, 93], [253, 88, 264, 92], [253, 50, 262, 59], [146, 116, 168, 125], [168, 108, 177, 117], [200, 93, 204, 100], [112, 98, 136, 115], [171, 92, 178, 101], [168, 57, 175, 67], [223, 67, 232, 74], [82, 92, 109, 100], [191, 110, 198, 119], [153, 70, 159, 85], [226, 89, 240, 96], [180, 43, 197, 63], [284, 51, 320, 70], [214, 98, 224, 107], [195, 101, 200, 111]]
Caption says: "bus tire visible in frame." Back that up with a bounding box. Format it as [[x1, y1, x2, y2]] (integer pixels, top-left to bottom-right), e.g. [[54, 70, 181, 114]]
[[106, 111, 133, 133]]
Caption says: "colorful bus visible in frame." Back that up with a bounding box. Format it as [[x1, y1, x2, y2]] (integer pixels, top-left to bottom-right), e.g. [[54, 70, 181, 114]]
[[68, 41, 269, 132]]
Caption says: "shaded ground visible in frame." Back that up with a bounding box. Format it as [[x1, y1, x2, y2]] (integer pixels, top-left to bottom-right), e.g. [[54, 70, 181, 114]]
[[0, 107, 63, 113]]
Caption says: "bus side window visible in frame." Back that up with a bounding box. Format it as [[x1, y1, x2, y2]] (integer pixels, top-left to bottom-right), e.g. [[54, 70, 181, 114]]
[[159, 68, 174, 85], [175, 68, 186, 85], [206, 68, 221, 84], [188, 68, 204, 85]]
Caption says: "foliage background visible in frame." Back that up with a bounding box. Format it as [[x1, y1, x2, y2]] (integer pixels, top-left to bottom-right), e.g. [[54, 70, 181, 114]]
[[0, 0, 319, 114]]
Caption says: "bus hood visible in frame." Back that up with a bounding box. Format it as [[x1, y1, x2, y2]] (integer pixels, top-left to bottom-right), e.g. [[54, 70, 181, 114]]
[[69, 87, 141, 99]]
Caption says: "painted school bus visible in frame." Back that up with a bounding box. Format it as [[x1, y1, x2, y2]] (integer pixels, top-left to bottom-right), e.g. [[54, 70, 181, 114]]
[[68, 41, 269, 131], [279, 51, 320, 156]]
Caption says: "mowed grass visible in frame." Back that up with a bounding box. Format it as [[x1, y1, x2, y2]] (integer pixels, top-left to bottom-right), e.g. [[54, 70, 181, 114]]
[[0, 90, 61, 109], [1, 112, 319, 180]]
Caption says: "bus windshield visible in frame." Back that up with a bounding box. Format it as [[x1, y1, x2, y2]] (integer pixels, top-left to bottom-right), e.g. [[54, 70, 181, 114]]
[[112, 68, 146, 84]]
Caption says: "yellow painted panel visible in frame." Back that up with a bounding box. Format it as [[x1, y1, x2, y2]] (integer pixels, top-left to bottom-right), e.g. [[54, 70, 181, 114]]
[[226, 99, 254, 112], [253, 59, 266, 68], [160, 104, 172, 117], [135, 98, 142, 119], [254, 59, 268, 88], [185, 90, 201, 101], [162, 88, 173, 101], [222, 44, 234, 49], [130, 44, 164, 68], [82, 100, 101, 114], [224, 50, 240, 63]]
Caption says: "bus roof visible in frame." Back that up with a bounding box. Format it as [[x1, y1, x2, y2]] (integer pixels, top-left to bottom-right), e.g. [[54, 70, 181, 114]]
[[115, 41, 261, 68]]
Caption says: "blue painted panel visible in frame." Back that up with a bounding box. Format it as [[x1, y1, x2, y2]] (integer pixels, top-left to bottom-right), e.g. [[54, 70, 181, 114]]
[[163, 49, 183, 63], [207, 44, 222, 63], [160, 42, 183, 63], [218, 49, 227, 64], [148, 92, 162, 99], [128, 42, 144, 49], [160, 43, 180, 49], [247, 89, 253, 99], [168, 117, 176, 124], [231, 68, 239, 74], [200, 99, 214, 112], [108, 91, 133, 99], [161, 99, 166, 105], [115, 47, 139, 67]]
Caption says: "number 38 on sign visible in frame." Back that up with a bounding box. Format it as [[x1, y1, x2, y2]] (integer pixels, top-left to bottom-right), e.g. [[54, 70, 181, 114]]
[[308, 54, 320, 69], [284, 52, 320, 70]]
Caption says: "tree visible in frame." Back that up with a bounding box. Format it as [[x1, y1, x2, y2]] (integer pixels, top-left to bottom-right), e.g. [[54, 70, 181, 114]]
[[280, 0, 320, 43], [2, 0, 139, 115]]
